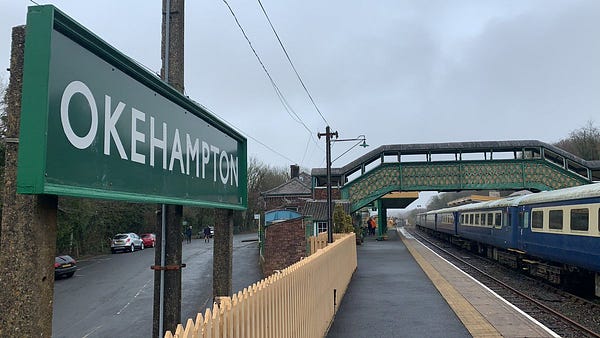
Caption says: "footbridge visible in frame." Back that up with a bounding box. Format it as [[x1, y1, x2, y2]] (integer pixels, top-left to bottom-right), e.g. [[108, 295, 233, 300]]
[[312, 140, 600, 213]]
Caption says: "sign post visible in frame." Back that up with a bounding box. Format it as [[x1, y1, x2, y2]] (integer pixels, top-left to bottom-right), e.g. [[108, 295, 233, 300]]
[[0, 5, 247, 336]]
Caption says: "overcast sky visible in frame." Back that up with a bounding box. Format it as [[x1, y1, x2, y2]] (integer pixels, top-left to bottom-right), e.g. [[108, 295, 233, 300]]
[[1, 1, 599, 173]]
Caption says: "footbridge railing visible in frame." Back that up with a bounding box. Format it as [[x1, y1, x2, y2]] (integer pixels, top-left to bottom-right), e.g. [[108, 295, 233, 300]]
[[312, 140, 600, 211]]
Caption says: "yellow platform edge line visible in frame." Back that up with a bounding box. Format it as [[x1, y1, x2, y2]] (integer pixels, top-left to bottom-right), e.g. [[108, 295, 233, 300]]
[[400, 235, 502, 338]]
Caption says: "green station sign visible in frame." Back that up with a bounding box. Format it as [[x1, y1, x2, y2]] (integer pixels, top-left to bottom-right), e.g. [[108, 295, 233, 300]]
[[17, 5, 247, 209]]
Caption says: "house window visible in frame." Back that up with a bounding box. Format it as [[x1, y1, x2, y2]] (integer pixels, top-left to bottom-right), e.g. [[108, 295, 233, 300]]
[[317, 222, 328, 234]]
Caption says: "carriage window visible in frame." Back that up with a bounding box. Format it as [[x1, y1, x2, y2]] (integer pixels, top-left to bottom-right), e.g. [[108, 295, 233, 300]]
[[475, 214, 480, 225], [487, 213, 494, 226], [531, 210, 543, 229], [549, 210, 563, 230], [460, 214, 465, 224], [480, 214, 486, 225], [495, 213, 502, 227], [570, 208, 589, 231], [469, 214, 474, 224]]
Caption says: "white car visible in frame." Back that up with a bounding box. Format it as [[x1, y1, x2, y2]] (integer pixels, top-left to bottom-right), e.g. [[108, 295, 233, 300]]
[[111, 233, 144, 253]]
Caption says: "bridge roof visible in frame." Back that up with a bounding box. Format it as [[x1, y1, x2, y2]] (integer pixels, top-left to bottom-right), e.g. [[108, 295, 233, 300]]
[[312, 140, 600, 178]]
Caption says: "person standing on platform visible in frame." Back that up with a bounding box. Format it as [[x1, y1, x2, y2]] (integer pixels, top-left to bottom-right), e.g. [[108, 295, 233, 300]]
[[203, 225, 212, 243], [367, 217, 375, 236], [186, 225, 192, 244]]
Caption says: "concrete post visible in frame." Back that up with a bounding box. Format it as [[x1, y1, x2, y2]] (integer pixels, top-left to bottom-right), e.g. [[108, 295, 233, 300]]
[[161, 0, 184, 92], [153, 1, 185, 336], [0, 26, 58, 337], [213, 209, 234, 300]]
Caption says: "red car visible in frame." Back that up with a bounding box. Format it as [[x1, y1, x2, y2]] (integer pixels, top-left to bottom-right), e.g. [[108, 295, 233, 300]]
[[141, 233, 156, 248]]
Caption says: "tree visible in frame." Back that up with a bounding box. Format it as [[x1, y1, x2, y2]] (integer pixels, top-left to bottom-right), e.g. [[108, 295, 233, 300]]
[[245, 158, 288, 231], [333, 204, 353, 233], [555, 120, 600, 161], [56, 198, 155, 256]]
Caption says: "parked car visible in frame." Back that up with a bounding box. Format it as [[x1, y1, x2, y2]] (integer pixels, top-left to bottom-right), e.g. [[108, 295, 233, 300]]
[[111, 233, 144, 253], [54, 255, 77, 279], [141, 233, 156, 248]]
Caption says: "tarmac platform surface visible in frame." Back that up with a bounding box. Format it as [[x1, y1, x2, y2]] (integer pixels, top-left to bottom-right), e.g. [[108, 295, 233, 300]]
[[327, 227, 557, 338]]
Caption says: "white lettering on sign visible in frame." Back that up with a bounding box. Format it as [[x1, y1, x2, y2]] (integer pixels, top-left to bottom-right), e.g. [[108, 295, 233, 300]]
[[60, 81, 98, 149], [131, 108, 146, 164], [104, 95, 127, 159], [59, 80, 239, 187]]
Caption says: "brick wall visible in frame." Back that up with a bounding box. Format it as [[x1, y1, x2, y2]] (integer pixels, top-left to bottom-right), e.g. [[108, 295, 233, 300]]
[[262, 217, 305, 276], [313, 187, 341, 200]]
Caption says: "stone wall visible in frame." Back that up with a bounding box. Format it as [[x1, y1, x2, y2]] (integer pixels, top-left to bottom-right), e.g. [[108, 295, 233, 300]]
[[262, 217, 305, 276]]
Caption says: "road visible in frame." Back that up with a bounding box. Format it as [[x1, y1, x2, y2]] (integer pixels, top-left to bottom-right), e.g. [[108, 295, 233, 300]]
[[53, 233, 262, 338]]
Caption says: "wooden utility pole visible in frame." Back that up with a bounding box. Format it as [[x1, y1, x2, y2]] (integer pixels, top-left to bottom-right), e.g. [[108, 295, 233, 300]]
[[318, 126, 338, 243], [0, 26, 58, 337], [153, 0, 185, 337]]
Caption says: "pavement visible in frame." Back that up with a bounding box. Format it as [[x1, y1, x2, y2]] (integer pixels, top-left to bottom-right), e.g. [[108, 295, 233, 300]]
[[327, 229, 471, 338]]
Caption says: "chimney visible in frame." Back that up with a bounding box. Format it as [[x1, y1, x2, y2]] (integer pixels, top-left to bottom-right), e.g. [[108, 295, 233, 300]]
[[290, 164, 300, 179]]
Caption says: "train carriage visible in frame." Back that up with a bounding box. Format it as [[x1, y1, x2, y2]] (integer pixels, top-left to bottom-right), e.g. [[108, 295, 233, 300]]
[[418, 183, 600, 297], [455, 197, 524, 251], [516, 184, 600, 289]]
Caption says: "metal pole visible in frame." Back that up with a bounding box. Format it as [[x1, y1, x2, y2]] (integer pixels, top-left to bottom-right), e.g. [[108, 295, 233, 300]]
[[159, 1, 170, 337], [326, 126, 333, 243], [159, 204, 166, 338]]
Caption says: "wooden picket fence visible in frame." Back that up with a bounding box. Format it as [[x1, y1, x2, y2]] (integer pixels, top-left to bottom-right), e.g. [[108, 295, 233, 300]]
[[165, 233, 357, 338], [309, 232, 345, 255]]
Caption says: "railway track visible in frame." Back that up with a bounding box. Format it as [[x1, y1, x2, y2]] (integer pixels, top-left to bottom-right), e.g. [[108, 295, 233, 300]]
[[411, 228, 600, 338]]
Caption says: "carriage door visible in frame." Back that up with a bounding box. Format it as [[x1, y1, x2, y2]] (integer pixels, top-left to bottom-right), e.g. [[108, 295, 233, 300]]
[[518, 207, 529, 250]]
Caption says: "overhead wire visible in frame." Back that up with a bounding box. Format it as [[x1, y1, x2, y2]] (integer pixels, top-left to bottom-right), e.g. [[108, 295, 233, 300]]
[[221, 0, 318, 142], [200, 102, 299, 164], [256, 0, 330, 126]]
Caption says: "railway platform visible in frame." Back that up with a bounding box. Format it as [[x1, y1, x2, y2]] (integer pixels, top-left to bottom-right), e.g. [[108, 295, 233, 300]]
[[327, 227, 558, 337]]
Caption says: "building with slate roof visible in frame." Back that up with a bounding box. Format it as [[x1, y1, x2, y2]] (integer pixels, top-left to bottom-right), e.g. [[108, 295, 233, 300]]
[[301, 200, 352, 235], [261, 165, 312, 212]]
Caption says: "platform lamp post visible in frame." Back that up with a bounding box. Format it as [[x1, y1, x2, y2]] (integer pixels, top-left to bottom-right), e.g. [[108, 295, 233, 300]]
[[318, 127, 368, 243]]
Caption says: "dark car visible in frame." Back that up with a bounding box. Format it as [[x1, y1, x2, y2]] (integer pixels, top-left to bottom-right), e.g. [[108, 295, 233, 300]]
[[54, 255, 77, 279], [141, 233, 156, 248]]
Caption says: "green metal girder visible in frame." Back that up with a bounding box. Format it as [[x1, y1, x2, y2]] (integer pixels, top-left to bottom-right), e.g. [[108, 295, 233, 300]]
[[342, 160, 590, 212]]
